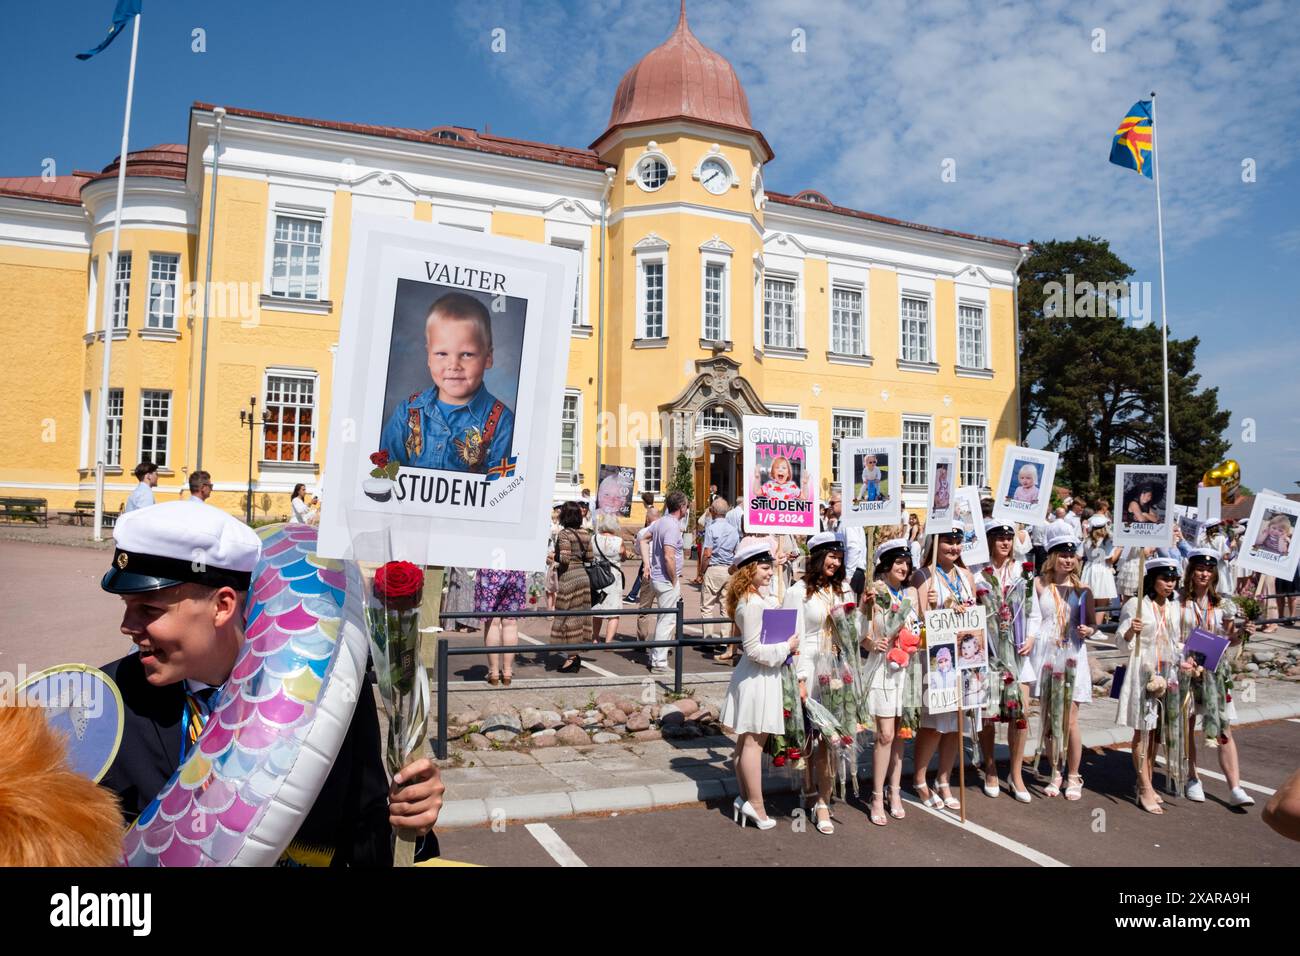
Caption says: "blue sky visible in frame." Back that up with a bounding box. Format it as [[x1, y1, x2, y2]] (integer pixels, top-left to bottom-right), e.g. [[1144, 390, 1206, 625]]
[[4, 0, 1297, 495]]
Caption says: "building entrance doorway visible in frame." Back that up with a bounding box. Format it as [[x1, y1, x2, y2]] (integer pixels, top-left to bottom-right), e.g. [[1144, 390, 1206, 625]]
[[694, 439, 742, 510]]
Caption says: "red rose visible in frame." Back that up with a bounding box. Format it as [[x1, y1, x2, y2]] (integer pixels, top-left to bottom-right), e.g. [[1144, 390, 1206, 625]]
[[843, 673, 853, 685], [370, 450, 389, 468], [373, 560, 424, 609], [1225, 694, 1232, 703], [1022, 562, 1035, 573], [818, 674, 831, 686], [1015, 718, 1028, 729], [1007, 700, 1019, 710], [783, 708, 792, 719], [1003, 673, 1014, 685], [773, 755, 786, 767], [841, 735, 853, 746], [787, 748, 803, 760], [844, 602, 857, 613]]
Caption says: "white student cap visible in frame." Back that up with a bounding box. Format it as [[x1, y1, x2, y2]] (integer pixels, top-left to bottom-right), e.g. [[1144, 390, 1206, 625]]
[[102, 500, 262, 594], [1145, 556, 1180, 574], [984, 518, 1016, 536], [729, 538, 775, 573], [875, 538, 911, 566], [1045, 529, 1081, 553], [1186, 548, 1218, 565], [1088, 514, 1109, 529], [807, 531, 844, 553]]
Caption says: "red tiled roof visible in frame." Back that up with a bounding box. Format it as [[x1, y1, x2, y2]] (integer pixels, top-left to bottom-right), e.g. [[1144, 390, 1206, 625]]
[[88, 143, 188, 184], [192, 103, 607, 172], [0, 173, 93, 206], [767, 191, 1023, 250]]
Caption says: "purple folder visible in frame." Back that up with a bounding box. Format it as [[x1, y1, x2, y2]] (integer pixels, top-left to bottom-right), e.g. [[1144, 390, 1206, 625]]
[[1183, 628, 1230, 671], [761, 608, 798, 644]]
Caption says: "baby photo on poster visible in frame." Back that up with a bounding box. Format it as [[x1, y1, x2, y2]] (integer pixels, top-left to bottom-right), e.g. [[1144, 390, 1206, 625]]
[[926, 448, 958, 526], [1237, 490, 1300, 581], [992, 445, 1058, 528]]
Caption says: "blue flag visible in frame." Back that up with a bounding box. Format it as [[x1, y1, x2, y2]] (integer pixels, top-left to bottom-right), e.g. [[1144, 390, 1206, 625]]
[[1109, 100, 1154, 179], [76, 0, 141, 60]]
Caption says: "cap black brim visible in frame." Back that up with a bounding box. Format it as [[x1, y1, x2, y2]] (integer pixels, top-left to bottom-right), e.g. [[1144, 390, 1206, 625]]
[[101, 566, 185, 595]]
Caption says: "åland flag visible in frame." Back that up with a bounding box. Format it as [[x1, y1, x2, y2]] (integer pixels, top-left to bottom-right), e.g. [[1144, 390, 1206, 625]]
[[76, 0, 142, 60], [1110, 100, 1154, 179]]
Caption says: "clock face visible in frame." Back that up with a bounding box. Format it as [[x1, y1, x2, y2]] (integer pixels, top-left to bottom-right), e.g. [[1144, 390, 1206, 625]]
[[700, 158, 730, 195]]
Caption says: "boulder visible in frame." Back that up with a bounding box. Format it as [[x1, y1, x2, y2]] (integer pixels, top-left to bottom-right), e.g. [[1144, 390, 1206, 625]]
[[592, 732, 622, 744], [538, 710, 564, 730], [452, 708, 482, 727], [480, 712, 523, 736], [596, 691, 622, 708], [616, 697, 641, 715], [561, 709, 580, 721], [598, 702, 618, 716], [626, 711, 651, 732], [466, 733, 492, 751], [486, 729, 518, 744], [1252, 650, 1275, 664], [607, 709, 628, 725], [1088, 656, 1107, 685], [529, 731, 557, 749], [1246, 662, 1259, 673], [519, 707, 545, 732], [672, 698, 699, 718], [556, 724, 590, 747], [632, 729, 663, 741]]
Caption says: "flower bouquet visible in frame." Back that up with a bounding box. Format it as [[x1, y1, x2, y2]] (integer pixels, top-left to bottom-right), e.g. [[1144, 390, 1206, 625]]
[[1160, 660, 1191, 793], [872, 584, 919, 672], [828, 601, 871, 728], [1193, 655, 1231, 748], [1033, 652, 1076, 775], [802, 694, 858, 798], [978, 569, 1027, 723], [899, 630, 924, 739], [361, 559, 429, 864], [766, 663, 807, 770]]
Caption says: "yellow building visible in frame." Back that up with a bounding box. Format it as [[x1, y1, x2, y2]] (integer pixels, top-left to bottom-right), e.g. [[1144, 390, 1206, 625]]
[[0, 9, 1025, 523]]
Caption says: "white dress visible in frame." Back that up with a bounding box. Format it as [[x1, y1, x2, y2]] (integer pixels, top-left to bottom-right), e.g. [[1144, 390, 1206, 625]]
[[1081, 538, 1118, 600], [785, 581, 855, 696], [720, 592, 793, 736], [592, 532, 625, 614], [861, 585, 920, 718], [919, 565, 976, 734], [1024, 581, 1093, 703], [290, 496, 310, 523], [1115, 596, 1182, 729]]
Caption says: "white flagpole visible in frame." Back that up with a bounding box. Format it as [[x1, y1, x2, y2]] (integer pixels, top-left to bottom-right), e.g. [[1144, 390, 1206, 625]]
[[1150, 91, 1171, 467], [93, 13, 142, 542]]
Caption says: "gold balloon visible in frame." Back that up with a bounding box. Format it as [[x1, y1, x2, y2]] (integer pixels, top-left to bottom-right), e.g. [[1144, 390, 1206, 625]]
[[1202, 459, 1241, 502]]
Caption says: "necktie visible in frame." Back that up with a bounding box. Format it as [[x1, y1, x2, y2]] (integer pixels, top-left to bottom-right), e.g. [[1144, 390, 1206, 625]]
[[183, 687, 218, 759]]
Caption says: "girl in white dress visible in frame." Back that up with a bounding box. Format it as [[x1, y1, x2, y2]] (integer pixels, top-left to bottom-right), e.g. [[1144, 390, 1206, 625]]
[[912, 522, 978, 811], [1116, 557, 1182, 814], [861, 537, 920, 825], [1178, 549, 1255, 808], [969, 519, 1036, 802], [785, 532, 855, 834], [721, 539, 800, 830], [1025, 531, 1097, 800], [1080, 515, 1118, 624]]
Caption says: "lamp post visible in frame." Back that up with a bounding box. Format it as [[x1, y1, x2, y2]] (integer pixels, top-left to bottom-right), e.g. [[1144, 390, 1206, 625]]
[[239, 396, 267, 524]]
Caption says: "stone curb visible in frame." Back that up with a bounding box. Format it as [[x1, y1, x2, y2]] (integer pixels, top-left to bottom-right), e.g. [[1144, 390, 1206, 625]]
[[434, 707, 1300, 829]]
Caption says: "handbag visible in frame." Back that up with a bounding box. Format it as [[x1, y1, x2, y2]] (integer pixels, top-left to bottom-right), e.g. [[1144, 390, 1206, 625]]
[[557, 530, 616, 605]]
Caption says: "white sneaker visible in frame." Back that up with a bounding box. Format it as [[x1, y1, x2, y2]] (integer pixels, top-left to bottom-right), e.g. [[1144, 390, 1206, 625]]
[[1228, 786, 1256, 807], [1185, 778, 1205, 802]]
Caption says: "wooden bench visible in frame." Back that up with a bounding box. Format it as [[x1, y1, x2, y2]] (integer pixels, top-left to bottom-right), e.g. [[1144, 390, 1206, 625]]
[[58, 499, 97, 525], [0, 496, 48, 526]]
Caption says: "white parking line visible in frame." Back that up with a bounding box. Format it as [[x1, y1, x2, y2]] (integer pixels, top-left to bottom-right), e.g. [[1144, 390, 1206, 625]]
[[525, 823, 587, 867], [514, 632, 620, 678], [901, 793, 1068, 867], [1155, 756, 1277, 796]]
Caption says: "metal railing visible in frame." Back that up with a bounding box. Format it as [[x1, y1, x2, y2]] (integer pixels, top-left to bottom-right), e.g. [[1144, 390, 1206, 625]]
[[432, 600, 732, 758]]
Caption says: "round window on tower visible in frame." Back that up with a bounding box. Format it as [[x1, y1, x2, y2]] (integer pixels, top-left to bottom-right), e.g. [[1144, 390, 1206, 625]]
[[637, 156, 669, 191]]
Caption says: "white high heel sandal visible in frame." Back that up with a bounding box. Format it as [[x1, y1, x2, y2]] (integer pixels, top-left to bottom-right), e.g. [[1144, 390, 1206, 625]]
[[738, 800, 777, 830], [812, 801, 835, 834]]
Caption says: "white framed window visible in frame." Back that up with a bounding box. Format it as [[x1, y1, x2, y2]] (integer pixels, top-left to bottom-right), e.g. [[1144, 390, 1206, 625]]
[[639, 440, 663, 496], [558, 390, 581, 478], [146, 254, 179, 329], [551, 241, 586, 327], [111, 252, 131, 329], [763, 276, 798, 349], [105, 388, 123, 467], [831, 286, 864, 355], [639, 259, 665, 338], [139, 390, 171, 468], [960, 420, 988, 489], [958, 303, 987, 369], [831, 411, 864, 484], [696, 405, 739, 438], [902, 417, 931, 487], [702, 261, 726, 341], [900, 295, 931, 363], [263, 371, 317, 463], [270, 214, 323, 300], [766, 403, 800, 420]]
